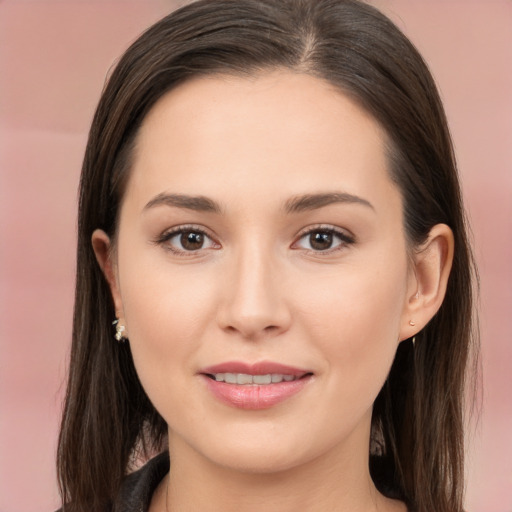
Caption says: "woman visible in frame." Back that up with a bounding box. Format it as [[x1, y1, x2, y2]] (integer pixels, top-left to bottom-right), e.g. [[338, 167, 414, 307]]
[[56, 0, 478, 511]]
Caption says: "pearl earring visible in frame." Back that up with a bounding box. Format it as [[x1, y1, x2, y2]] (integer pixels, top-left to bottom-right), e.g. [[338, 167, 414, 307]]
[[113, 319, 127, 342]]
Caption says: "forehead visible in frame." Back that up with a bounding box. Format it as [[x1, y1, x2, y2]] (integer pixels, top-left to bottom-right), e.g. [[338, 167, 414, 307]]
[[126, 70, 396, 212]]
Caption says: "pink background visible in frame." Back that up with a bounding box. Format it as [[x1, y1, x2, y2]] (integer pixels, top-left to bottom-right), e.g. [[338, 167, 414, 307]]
[[0, 1, 510, 511]]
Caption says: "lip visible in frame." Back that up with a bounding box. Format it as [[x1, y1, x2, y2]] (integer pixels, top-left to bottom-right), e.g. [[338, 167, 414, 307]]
[[200, 360, 310, 377], [199, 360, 313, 410]]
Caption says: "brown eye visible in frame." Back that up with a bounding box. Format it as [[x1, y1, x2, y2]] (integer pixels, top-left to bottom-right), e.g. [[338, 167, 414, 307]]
[[181, 231, 205, 250], [158, 227, 218, 254], [309, 231, 334, 251], [294, 227, 354, 253]]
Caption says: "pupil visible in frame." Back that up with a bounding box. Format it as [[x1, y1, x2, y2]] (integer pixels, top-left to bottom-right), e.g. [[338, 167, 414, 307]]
[[310, 231, 332, 250], [181, 231, 204, 250]]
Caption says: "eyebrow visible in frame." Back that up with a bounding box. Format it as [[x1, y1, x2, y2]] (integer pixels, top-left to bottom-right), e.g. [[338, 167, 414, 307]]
[[143, 191, 374, 215], [284, 192, 374, 213], [143, 193, 222, 214]]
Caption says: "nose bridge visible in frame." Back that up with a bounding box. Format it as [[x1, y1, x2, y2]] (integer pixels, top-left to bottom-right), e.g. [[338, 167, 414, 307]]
[[218, 236, 290, 339]]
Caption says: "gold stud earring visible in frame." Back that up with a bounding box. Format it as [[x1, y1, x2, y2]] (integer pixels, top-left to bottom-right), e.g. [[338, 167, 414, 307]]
[[409, 320, 416, 326]]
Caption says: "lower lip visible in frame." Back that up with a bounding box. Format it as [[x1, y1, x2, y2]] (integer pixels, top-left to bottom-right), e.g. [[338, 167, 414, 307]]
[[201, 375, 312, 410]]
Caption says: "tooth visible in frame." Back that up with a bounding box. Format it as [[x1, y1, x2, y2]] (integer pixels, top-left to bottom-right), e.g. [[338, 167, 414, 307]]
[[253, 374, 272, 384], [212, 372, 299, 385], [225, 373, 237, 384], [237, 373, 253, 384]]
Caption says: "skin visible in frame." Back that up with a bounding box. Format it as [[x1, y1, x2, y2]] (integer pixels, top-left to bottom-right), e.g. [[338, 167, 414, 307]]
[[93, 71, 453, 511]]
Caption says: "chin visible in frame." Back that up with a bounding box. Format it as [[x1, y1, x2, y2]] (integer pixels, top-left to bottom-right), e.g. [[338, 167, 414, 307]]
[[212, 447, 309, 475], [189, 424, 337, 476]]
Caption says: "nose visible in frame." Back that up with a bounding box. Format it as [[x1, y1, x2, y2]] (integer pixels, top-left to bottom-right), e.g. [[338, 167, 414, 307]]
[[216, 243, 292, 340]]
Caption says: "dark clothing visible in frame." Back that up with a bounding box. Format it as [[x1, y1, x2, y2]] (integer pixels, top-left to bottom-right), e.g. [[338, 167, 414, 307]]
[[59, 452, 411, 511], [114, 452, 170, 512], [57, 452, 170, 512]]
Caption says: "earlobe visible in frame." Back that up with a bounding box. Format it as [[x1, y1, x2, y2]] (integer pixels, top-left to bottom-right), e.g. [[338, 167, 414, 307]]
[[91, 229, 124, 319], [400, 223, 454, 340]]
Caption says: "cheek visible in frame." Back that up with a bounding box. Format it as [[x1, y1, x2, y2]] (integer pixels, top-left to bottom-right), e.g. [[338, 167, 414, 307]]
[[294, 257, 407, 343], [115, 245, 219, 402], [293, 255, 408, 406]]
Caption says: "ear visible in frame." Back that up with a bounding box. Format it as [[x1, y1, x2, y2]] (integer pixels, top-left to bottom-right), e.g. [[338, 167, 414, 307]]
[[399, 223, 454, 341], [91, 229, 125, 321]]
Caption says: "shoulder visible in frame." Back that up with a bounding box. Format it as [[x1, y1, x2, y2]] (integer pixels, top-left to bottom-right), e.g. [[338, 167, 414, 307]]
[[55, 452, 170, 512], [114, 452, 170, 512]]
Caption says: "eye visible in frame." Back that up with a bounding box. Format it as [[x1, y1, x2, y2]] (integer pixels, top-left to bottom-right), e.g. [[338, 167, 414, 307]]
[[156, 226, 219, 254], [294, 226, 354, 253]]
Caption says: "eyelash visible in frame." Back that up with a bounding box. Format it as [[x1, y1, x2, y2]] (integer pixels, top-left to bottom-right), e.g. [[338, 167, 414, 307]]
[[154, 224, 219, 256], [154, 224, 355, 256], [293, 225, 355, 255]]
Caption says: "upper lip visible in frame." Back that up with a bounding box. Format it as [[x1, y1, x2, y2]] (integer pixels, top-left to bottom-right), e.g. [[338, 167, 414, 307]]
[[200, 361, 312, 378]]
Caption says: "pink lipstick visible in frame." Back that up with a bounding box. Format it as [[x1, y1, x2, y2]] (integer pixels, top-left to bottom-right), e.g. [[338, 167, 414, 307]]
[[199, 361, 313, 410]]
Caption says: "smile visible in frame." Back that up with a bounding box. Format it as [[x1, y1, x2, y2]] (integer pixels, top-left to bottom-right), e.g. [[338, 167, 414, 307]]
[[199, 361, 313, 410], [209, 373, 298, 384]]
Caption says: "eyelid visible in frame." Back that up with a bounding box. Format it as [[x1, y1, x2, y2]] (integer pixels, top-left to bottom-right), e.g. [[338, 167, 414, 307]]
[[153, 223, 355, 256], [154, 224, 220, 255], [292, 224, 355, 253]]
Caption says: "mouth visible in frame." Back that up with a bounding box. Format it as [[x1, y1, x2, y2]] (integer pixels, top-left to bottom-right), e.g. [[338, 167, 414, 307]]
[[199, 361, 314, 410], [204, 372, 311, 384]]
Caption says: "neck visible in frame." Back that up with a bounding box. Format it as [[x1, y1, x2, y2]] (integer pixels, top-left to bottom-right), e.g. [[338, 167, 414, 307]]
[[154, 428, 405, 512]]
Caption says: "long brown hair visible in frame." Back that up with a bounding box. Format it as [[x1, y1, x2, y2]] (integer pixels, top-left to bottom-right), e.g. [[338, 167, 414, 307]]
[[57, 1, 478, 511]]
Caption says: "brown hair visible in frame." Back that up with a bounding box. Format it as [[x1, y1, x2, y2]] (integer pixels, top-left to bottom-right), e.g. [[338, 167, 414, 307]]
[[57, 1, 478, 511]]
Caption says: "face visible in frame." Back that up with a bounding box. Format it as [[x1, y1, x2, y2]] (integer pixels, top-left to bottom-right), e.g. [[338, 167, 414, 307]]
[[101, 71, 420, 474]]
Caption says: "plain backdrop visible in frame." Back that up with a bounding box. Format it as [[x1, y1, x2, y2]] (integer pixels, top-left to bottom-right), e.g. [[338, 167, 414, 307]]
[[0, 1, 511, 511]]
